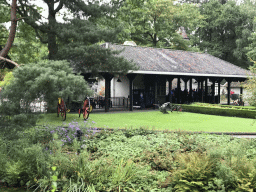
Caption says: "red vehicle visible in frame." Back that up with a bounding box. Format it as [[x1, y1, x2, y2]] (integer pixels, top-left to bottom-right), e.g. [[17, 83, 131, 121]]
[[78, 98, 92, 120], [57, 97, 68, 121]]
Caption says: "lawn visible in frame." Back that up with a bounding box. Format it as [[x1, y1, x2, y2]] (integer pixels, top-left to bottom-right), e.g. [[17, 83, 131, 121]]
[[38, 111, 256, 133]]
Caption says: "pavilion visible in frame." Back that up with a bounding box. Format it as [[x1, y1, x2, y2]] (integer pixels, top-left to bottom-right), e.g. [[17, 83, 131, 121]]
[[83, 43, 251, 112]]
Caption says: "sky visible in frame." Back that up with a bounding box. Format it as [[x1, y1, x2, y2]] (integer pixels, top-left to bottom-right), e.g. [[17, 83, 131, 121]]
[[4, 0, 112, 29]]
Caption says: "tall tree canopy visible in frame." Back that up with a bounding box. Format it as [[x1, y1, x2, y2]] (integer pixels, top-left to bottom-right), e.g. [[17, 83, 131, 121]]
[[193, 0, 256, 69], [111, 0, 203, 49], [0, 0, 137, 76], [0, 1, 47, 65]]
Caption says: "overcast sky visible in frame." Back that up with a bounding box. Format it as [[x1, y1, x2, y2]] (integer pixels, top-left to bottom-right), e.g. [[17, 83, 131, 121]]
[[4, 0, 113, 29]]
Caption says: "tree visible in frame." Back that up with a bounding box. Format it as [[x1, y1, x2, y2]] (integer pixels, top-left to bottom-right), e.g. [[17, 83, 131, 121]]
[[246, 31, 256, 61], [0, 0, 21, 58], [111, 0, 203, 49], [244, 0, 256, 62], [243, 62, 256, 106], [0, 60, 92, 113], [7, 20, 48, 65], [0, 0, 137, 76], [194, 0, 254, 69]]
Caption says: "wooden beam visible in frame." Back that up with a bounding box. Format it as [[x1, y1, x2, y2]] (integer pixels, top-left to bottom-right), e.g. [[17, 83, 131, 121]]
[[177, 77, 181, 104], [205, 78, 208, 103], [218, 81, 221, 104], [227, 80, 231, 105], [101, 73, 114, 112], [126, 74, 137, 111], [189, 77, 192, 102], [201, 79, 204, 102], [167, 77, 174, 103], [211, 79, 215, 104]]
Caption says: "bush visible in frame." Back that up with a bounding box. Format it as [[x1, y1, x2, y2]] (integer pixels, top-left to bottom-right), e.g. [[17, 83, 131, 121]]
[[181, 104, 256, 118], [3, 125, 256, 191], [163, 152, 215, 191], [0, 60, 92, 114]]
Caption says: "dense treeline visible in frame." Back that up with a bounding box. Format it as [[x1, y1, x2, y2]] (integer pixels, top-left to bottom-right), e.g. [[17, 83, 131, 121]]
[[111, 0, 256, 69], [1, 0, 256, 70]]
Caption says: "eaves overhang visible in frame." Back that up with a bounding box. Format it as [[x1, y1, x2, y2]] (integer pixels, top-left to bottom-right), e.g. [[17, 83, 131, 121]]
[[128, 70, 250, 79]]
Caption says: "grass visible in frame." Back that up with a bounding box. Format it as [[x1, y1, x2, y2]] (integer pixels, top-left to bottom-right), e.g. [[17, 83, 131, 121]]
[[37, 111, 256, 133]]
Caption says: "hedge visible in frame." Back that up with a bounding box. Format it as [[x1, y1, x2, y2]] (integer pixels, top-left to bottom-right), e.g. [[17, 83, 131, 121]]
[[181, 104, 256, 119]]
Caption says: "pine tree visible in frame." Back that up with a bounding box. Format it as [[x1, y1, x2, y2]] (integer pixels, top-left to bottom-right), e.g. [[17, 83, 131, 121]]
[[2, 0, 137, 75]]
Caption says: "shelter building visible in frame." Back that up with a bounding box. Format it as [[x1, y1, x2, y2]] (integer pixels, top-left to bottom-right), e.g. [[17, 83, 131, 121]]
[[83, 43, 251, 112]]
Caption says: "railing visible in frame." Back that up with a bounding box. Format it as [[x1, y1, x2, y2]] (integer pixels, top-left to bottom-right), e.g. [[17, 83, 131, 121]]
[[111, 97, 129, 108], [1, 97, 129, 113], [93, 97, 129, 109]]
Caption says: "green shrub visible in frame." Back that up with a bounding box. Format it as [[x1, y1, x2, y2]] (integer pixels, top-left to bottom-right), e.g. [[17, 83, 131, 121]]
[[181, 104, 256, 118], [3, 125, 256, 191], [165, 152, 215, 191]]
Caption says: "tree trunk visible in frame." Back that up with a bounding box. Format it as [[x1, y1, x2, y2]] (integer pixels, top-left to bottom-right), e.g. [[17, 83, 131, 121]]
[[0, 0, 17, 58], [47, 0, 58, 60]]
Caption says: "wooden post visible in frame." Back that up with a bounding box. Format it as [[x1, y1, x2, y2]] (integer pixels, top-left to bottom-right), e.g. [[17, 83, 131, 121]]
[[177, 77, 181, 104], [101, 73, 114, 112], [182, 77, 189, 103], [240, 86, 243, 103], [168, 77, 174, 103], [189, 77, 192, 102], [205, 78, 208, 103], [211, 79, 215, 104], [201, 79, 204, 102], [218, 81, 221, 104], [155, 76, 158, 108], [126, 74, 137, 111], [227, 80, 231, 105]]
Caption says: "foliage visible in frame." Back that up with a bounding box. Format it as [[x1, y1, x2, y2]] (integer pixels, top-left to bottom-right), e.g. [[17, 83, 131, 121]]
[[0, 60, 92, 114], [181, 103, 256, 118], [0, 68, 12, 84], [0, 4, 11, 46], [166, 152, 215, 191], [114, 0, 203, 49], [242, 62, 256, 107], [58, 43, 138, 77], [8, 20, 48, 65], [3, 121, 256, 191], [0, 0, 138, 76], [194, 0, 254, 69]]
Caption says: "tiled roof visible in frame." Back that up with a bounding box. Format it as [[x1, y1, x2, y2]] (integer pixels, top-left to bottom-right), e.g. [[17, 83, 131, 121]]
[[102, 43, 250, 78]]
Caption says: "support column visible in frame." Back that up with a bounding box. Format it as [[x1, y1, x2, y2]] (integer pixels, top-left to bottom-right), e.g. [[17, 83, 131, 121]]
[[210, 78, 215, 104], [240, 86, 243, 103], [155, 77, 158, 108], [127, 74, 137, 111], [189, 77, 193, 102], [227, 80, 231, 105], [182, 77, 189, 103], [218, 81, 221, 104], [201, 80, 204, 102], [205, 78, 208, 103], [177, 77, 181, 104], [196, 79, 200, 102], [101, 73, 114, 112], [168, 77, 174, 103]]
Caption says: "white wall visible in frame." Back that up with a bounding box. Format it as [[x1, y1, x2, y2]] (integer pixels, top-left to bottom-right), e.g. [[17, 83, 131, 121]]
[[111, 75, 129, 98], [97, 75, 130, 98]]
